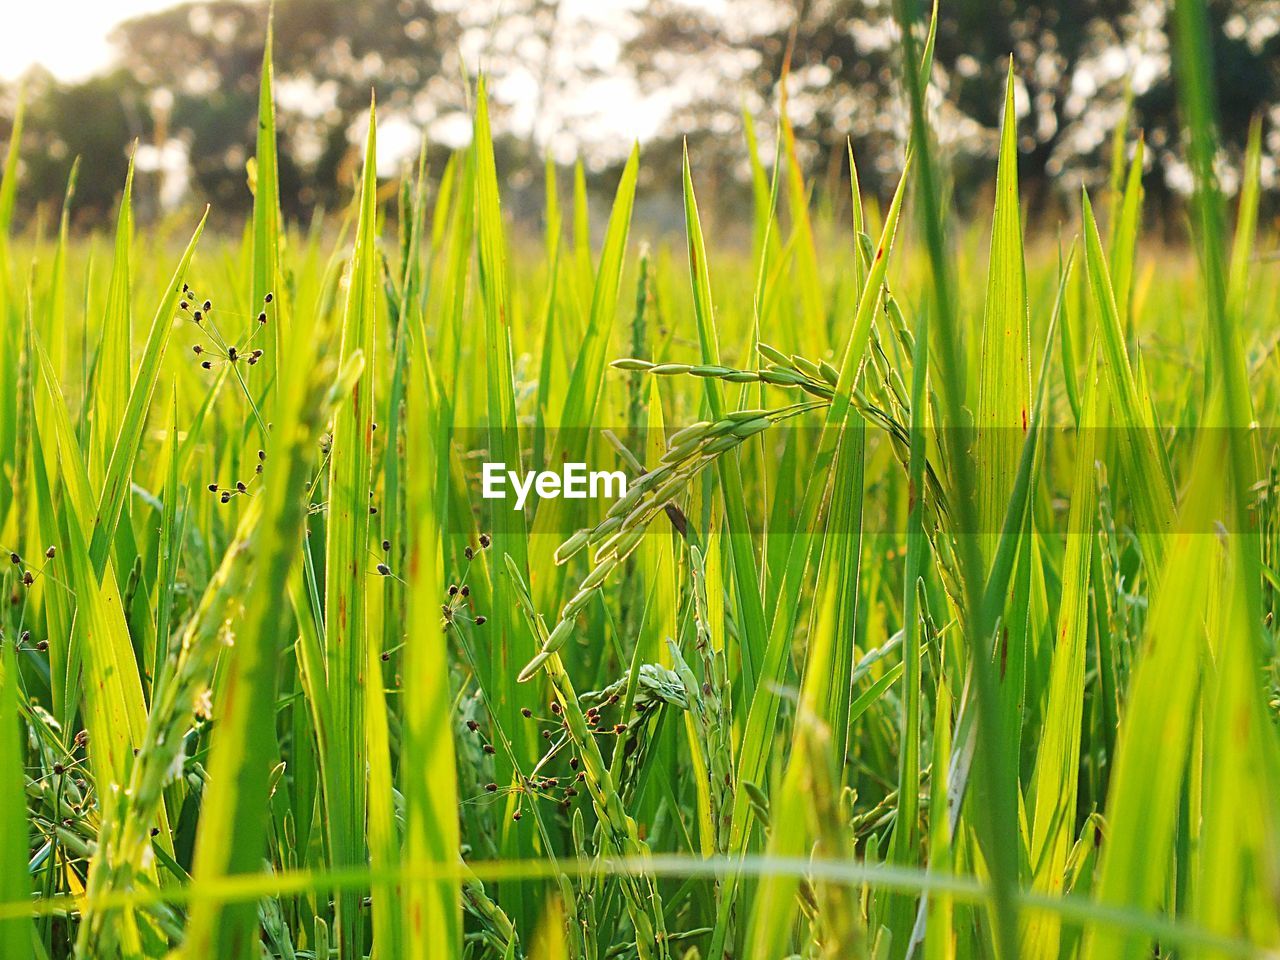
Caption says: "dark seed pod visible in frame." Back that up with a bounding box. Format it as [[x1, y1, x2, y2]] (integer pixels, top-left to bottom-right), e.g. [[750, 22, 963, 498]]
[[202, 300, 212, 312], [201, 360, 212, 369], [45, 547, 55, 559], [474, 616, 486, 626], [258, 312, 267, 324], [37, 640, 49, 652], [227, 347, 238, 362], [448, 584, 459, 596], [9, 553, 19, 564], [208, 484, 218, 492], [466, 720, 479, 732], [485, 782, 498, 792], [380, 651, 390, 662], [381, 539, 390, 551], [192, 344, 203, 354], [460, 585, 470, 598], [264, 292, 273, 303], [220, 492, 231, 504], [235, 481, 247, 493], [482, 744, 496, 755], [464, 546, 474, 561], [479, 534, 491, 548], [21, 572, 33, 586], [376, 563, 391, 576], [520, 707, 532, 718]]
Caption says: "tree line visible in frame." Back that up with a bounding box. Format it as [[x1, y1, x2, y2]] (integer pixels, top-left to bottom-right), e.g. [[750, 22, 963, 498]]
[[0, 0, 1275, 229]]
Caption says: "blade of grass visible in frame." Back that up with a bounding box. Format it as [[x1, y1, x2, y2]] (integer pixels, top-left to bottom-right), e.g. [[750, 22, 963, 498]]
[[893, 1, 1019, 955], [321, 98, 380, 960], [1082, 436, 1221, 959], [91, 157, 135, 485], [0, 641, 34, 960], [1108, 137, 1144, 338], [251, 11, 284, 407], [1022, 350, 1098, 960], [401, 284, 461, 958], [681, 143, 769, 700], [472, 76, 538, 934]]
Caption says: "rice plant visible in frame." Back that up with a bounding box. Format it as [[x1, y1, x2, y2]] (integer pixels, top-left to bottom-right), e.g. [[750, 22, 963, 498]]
[[2, 0, 1279, 957]]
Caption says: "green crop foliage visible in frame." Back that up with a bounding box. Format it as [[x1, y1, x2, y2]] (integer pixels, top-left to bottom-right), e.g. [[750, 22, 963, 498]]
[[2, 2, 1279, 957]]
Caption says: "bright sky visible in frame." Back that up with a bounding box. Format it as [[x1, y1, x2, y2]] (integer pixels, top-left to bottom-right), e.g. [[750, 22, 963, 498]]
[[0, 0, 218, 80]]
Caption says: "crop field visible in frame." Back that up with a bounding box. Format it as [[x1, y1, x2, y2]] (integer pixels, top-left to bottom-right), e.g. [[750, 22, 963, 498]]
[[2, 1, 1279, 958]]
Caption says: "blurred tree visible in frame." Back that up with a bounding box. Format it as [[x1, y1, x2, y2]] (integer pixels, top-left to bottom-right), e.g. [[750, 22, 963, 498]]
[[109, 0, 448, 215], [107, 0, 625, 221], [624, 0, 1280, 213], [3, 0, 1277, 227], [12, 68, 151, 223]]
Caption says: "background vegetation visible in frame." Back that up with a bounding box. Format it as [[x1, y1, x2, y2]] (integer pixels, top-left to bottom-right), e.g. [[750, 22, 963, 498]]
[[1, 0, 1279, 958], [2, 0, 1279, 228]]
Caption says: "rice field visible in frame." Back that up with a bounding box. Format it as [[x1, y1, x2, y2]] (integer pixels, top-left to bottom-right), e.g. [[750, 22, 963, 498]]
[[3, 1, 1280, 958]]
